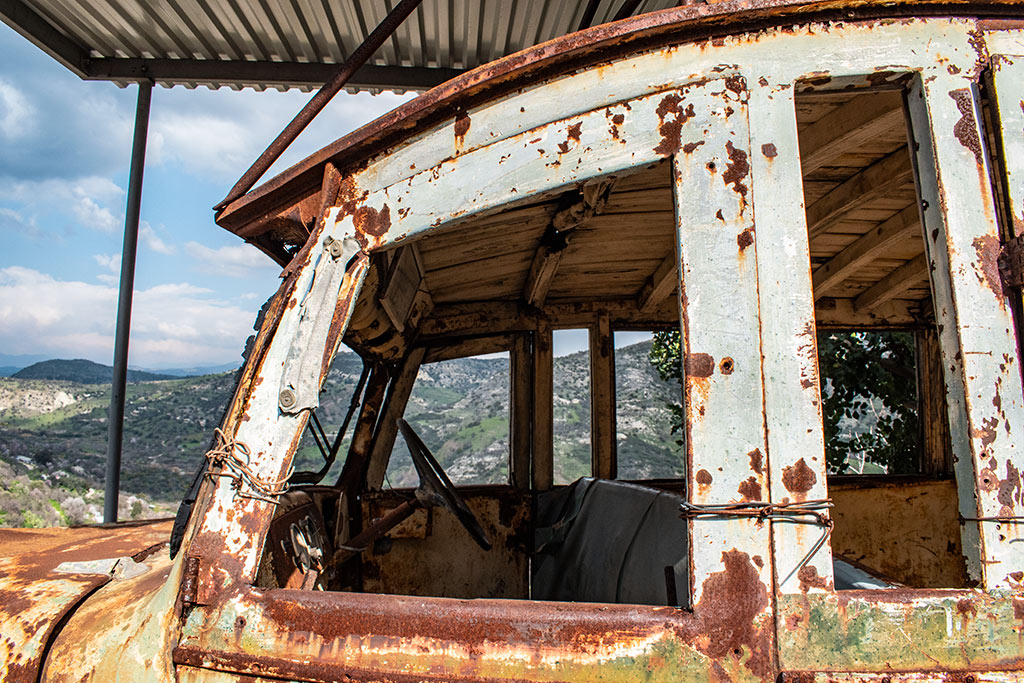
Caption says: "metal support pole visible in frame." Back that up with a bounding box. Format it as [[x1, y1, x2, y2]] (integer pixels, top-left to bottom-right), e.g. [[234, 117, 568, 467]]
[[215, 0, 425, 210], [104, 80, 152, 524]]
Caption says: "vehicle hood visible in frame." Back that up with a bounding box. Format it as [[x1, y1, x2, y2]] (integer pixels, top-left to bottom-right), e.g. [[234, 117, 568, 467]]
[[0, 519, 173, 683]]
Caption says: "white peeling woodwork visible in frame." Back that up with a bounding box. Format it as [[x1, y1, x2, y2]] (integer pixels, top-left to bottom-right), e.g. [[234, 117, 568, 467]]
[[672, 81, 774, 611], [751, 82, 837, 597], [908, 75, 1024, 588]]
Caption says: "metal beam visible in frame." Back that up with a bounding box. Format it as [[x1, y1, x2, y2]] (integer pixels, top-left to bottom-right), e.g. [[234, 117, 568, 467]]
[[0, 0, 88, 75], [219, 0, 427, 208], [83, 57, 464, 91], [104, 80, 152, 524]]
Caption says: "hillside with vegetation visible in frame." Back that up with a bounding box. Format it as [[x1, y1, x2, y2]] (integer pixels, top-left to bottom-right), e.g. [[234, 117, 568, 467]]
[[13, 358, 178, 383], [0, 342, 682, 527]]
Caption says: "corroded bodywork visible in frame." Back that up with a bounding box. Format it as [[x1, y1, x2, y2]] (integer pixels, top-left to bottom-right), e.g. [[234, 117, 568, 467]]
[[7, 2, 1024, 681], [0, 520, 173, 682]]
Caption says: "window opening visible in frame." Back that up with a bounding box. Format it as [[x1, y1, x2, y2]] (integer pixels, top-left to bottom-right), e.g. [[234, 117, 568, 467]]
[[796, 84, 964, 588], [385, 352, 511, 487], [553, 329, 592, 485], [817, 330, 921, 475], [614, 330, 685, 480], [291, 350, 366, 481]]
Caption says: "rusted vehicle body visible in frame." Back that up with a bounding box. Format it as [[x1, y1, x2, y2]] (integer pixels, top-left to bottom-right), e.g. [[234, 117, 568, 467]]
[[5, 0, 1024, 680]]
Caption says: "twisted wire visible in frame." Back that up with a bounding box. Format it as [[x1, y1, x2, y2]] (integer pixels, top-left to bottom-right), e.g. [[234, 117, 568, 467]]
[[680, 498, 834, 586], [205, 428, 291, 503]]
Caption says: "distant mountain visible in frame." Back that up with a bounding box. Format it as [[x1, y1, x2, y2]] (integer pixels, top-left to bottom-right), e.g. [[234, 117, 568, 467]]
[[143, 362, 239, 377], [0, 342, 683, 526], [13, 359, 177, 384], [0, 367, 19, 377]]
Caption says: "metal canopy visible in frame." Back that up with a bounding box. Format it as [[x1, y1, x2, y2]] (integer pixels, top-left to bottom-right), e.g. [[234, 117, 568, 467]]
[[0, 0, 679, 92]]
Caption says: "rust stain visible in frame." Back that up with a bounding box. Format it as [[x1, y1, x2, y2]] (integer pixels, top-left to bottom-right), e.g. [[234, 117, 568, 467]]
[[685, 352, 715, 378], [353, 204, 392, 238], [697, 469, 714, 486], [760, 142, 777, 158], [654, 93, 695, 156], [682, 140, 705, 154], [738, 476, 762, 502], [997, 460, 1022, 512], [684, 549, 771, 679], [949, 89, 984, 166], [956, 598, 978, 620], [719, 357, 734, 374], [453, 110, 471, 149], [782, 458, 817, 496], [972, 234, 1004, 299], [557, 121, 583, 154], [724, 75, 746, 96], [737, 228, 753, 251], [797, 564, 830, 592], [748, 448, 764, 475], [722, 140, 749, 199], [973, 415, 999, 448]]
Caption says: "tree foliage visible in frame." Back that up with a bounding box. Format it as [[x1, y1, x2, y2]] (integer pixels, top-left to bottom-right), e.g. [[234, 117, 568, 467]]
[[648, 329, 920, 473]]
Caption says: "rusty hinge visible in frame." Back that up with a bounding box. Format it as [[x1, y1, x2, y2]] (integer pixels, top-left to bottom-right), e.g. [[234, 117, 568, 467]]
[[999, 234, 1024, 290]]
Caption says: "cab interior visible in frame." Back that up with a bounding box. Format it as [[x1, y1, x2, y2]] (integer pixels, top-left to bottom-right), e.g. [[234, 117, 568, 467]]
[[255, 83, 972, 602]]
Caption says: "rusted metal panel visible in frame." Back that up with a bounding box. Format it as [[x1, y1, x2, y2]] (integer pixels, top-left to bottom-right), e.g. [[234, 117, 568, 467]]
[[360, 489, 530, 599], [673, 77, 775, 680], [829, 478, 969, 588], [989, 51, 1024, 290], [185, 216, 370, 590], [908, 61, 1024, 589], [176, 585, 771, 682], [166, 14, 1024, 683], [780, 672, 1024, 681], [777, 590, 1024, 673], [42, 549, 184, 682], [215, 2, 1024, 240], [0, 520, 172, 682]]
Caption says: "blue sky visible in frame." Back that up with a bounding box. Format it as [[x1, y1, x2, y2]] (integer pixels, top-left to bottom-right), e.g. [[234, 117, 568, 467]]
[[0, 22, 412, 369], [0, 22, 648, 367]]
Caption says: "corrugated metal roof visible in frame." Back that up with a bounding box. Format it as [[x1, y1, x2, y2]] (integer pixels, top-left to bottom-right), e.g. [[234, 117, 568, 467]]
[[1, 0, 679, 92]]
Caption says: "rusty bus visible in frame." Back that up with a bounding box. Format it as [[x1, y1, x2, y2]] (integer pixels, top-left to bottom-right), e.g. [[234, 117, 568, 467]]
[[4, 1, 1024, 680]]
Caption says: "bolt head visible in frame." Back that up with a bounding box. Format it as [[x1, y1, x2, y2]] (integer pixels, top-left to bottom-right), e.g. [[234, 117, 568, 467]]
[[279, 388, 297, 409]]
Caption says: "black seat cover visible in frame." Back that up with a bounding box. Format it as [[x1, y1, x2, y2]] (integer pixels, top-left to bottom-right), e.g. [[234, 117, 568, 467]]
[[532, 478, 690, 606]]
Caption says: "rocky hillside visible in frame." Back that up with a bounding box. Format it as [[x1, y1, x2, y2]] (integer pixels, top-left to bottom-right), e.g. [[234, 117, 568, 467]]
[[0, 342, 682, 527]]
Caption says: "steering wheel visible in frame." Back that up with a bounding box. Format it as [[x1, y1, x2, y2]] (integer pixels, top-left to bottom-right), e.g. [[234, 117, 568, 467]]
[[397, 419, 491, 551]]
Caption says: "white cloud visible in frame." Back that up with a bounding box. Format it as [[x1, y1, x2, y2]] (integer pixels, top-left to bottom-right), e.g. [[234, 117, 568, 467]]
[[93, 252, 121, 273], [148, 88, 415, 182], [0, 206, 39, 237], [0, 79, 33, 139], [185, 241, 280, 278], [0, 175, 124, 233], [140, 222, 175, 254], [0, 266, 258, 365], [71, 195, 119, 232]]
